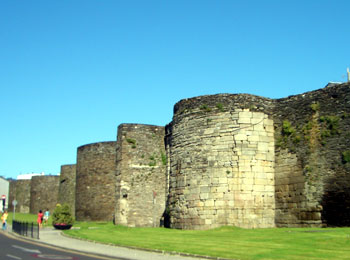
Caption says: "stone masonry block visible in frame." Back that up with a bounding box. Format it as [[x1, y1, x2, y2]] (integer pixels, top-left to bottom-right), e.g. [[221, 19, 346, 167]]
[[234, 134, 248, 141], [239, 111, 252, 118], [253, 124, 265, 131]]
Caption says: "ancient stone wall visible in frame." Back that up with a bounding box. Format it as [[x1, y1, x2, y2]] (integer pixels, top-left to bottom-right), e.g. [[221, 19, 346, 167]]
[[13, 82, 348, 229], [30, 176, 59, 214], [58, 164, 76, 216], [273, 82, 350, 227], [8, 180, 31, 213], [76, 142, 116, 221], [115, 124, 166, 227], [167, 94, 276, 229]]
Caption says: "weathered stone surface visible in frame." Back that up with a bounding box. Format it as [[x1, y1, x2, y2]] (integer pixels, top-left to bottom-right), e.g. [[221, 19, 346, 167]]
[[76, 142, 116, 221], [274, 82, 350, 227], [58, 164, 76, 216], [30, 176, 59, 214], [166, 82, 350, 229], [8, 180, 31, 213], [167, 95, 276, 229], [18, 82, 349, 229], [115, 124, 166, 227]]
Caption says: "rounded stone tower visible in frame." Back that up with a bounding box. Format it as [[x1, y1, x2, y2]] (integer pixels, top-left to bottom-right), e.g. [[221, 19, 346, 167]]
[[58, 164, 76, 216], [166, 94, 276, 229], [115, 124, 166, 227], [30, 175, 59, 214], [76, 141, 116, 221]]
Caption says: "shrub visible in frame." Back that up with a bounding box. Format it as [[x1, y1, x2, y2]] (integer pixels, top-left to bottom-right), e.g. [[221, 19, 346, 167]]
[[282, 120, 295, 136], [200, 104, 212, 112], [310, 102, 320, 112], [126, 138, 136, 145], [320, 115, 340, 135], [52, 203, 74, 225], [216, 103, 224, 112]]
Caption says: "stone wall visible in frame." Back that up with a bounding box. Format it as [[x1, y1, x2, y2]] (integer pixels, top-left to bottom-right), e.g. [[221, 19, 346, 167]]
[[8, 180, 31, 213], [30, 176, 59, 214], [167, 94, 276, 229], [12, 82, 348, 229], [115, 124, 166, 227], [273, 82, 350, 227], [76, 142, 116, 221], [166, 83, 350, 229], [58, 164, 76, 216]]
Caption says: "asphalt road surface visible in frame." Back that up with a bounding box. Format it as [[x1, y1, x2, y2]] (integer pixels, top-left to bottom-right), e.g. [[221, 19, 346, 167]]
[[0, 232, 128, 260]]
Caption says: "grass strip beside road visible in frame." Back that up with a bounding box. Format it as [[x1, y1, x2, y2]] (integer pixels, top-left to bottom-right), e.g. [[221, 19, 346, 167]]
[[7, 212, 52, 226], [64, 223, 350, 260]]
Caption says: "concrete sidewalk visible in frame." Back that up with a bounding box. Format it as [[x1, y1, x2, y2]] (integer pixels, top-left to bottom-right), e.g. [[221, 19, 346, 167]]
[[8, 226, 215, 260]]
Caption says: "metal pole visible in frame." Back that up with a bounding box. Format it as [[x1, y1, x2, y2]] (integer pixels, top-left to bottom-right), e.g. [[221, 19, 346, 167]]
[[347, 68, 350, 82], [37, 222, 40, 239]]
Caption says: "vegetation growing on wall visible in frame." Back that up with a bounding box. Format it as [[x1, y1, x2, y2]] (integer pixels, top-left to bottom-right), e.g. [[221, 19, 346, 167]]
[[282, 120, 296, 136], [320, 115, 340, 136], [276, 120, 300, 148], [341, 112, 350, 119], [200, 104, 212, 112], [342, 151, 350, 164], [310, 102, 320, 112], [161, 151, 167, 166], [126, 138, 137, 148], [216, 103, 224, 112], [148, 154, 157, 167]]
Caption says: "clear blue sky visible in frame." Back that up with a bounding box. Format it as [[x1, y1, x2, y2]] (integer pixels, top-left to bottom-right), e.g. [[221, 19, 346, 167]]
[[1, 0, 349, 179]]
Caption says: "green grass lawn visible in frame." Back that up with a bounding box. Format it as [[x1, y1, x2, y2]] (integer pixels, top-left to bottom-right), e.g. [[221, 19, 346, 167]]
[[63, 222, 350, 260], [7, 212, 52, 226], [6, 213, 350, 259]]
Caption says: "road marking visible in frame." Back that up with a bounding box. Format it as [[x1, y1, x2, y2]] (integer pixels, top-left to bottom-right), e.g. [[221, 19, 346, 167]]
[[6, 254, 22, 260], [32, 254, 77, 259], [5, 233, 115, 260], [12, 244, 41, 254]]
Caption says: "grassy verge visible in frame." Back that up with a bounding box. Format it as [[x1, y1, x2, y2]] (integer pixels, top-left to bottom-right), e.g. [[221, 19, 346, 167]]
[[7, 212, 52, 226], [64, 223, 350, 260]]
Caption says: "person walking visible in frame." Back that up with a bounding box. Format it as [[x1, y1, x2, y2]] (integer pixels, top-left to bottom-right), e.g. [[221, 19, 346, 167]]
[[1, 210, 8, 231], [37, 210, 43, 228], [43, 208, 50, 225]]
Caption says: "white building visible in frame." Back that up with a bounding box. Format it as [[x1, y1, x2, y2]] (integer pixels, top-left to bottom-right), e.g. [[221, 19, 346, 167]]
[[17, 172, 45, 180], [0, 177, 9, 212]]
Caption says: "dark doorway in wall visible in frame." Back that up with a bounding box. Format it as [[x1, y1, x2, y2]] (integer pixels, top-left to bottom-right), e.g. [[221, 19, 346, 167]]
[[321, 171, 350, 226]]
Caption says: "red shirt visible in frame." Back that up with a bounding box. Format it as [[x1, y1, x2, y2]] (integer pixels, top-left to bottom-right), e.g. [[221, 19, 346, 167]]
[[37, 212, 44, 224]]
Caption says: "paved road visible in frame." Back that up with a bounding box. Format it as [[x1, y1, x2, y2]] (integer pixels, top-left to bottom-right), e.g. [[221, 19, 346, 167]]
[[0, 232, 124, 260]]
